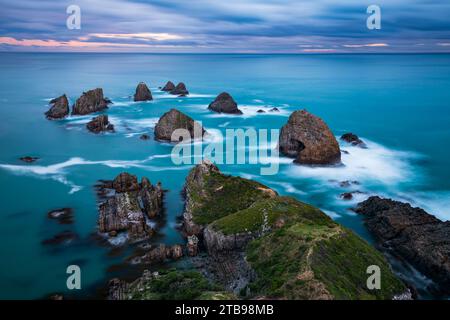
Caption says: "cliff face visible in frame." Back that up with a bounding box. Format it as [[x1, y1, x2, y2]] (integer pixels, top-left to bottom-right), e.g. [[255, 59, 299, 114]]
[[183, 161, 407, 299]]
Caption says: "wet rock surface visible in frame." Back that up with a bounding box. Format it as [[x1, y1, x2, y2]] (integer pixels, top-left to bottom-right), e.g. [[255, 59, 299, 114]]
[[154, 108, 206, 142], [133, 82, 153, 101], [341, 133, 366, 148], [45, 94, 69, 119], [86, 115, 115, 133], [356, 196, 450, 294], [279, 110, 341, 165], [96, 172, 163, 242], [72, 88, 110, 115], [208, 92, 242, 114]]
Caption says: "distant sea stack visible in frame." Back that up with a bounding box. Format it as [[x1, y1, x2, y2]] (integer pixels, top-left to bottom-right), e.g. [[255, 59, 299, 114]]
[[279, 110, 341, 165], [72, 88, 110, 115], [133, 82, 153, 102], [170, 82, 189, 96], [208, 92, 243, 114], [45, 94, 69, 120], [161, 81, 175, 92], [86, 115, 115, 134], [154, 108, 206, 142], [356, 196, 450, 295]]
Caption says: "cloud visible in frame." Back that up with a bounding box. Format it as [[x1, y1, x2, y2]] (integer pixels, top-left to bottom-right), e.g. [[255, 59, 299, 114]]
[[86, 32, 184, 41], [343, 43, 389, 48]]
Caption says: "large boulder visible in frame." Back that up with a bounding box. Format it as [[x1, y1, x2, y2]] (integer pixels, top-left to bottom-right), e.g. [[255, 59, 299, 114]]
[[356, 196, 450, 295], [72, 88, 110, 115], [161, 81, 175, 92], [133, 82, 153, 101], [208, 92, 242, 114], [170, 82, 189, 96], [154, 109, 206, 142], [279, 110, 341, 165], [86, 115, 114, 133], [97, 173, 164, 241], [45, 94, 69, 119]]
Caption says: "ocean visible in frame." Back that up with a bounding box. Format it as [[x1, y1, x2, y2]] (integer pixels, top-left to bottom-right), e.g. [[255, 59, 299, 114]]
[[0, 52, 449, 299]]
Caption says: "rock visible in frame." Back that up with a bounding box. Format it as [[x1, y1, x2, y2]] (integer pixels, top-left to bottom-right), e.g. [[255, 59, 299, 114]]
[[86, 115, 115, 133], [72, 88, 110, 115], [42, 231, 78, 245], [269, 107, 279, 112], [154, 108, 206, 142], [187, 235, 199, 256], [208, 92, 242, 114], [340, 133, 366, 148], [45, 94, 69, 119], [161, 81, 175, 92], [140, 134, 150, 140], [170, 82, 189, 96], [340, 192, 353, 200], [257, 109, 265, 113], [339, 180, 360, 188], [279, 110, 341, 165], [133, 82, 153, 101], [97, 173, 164, 241], [19, 156, 39, 163], [137, 244, 184, 264], [47, 208, 74, 224], [48, 294, 64, 300], [356, 196, 450, 294]]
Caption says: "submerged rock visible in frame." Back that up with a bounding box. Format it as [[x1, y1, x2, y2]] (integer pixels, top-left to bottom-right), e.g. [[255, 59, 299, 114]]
[[47, 208, 74, 224], [154, 108, 206, 142], [140, 134, 150, 140], [133, 82, 153, 101], [170, 82, 189, 96], [279, 110, 341, 165], [72, 88, 110, 115], [356, 196, 450, 295], [45, 94, 69, 119], [182, 161, 406, 299], [42, 231, 78, 245], [19, 156, 39, 163], [161, 81, 175, 92], [208, 92, 242, 114], [86, 115, 115, 133], [97, 172, 163, 242], [341, 133, 366, 148]]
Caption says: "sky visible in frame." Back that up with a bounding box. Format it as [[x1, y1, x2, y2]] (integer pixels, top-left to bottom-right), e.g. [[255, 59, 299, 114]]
[[1, 0, 450, 53]]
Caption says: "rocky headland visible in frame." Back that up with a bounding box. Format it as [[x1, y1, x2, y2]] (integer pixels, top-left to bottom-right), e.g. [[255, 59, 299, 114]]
[[356, 196, 450, 295]]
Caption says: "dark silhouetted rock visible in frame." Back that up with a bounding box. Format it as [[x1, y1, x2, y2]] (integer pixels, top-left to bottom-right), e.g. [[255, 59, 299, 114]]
[[341, 133, 366, 148], [42, 231, 78, 245], [257, 109, 265, 113], [140, 134, 150, 140], [19, 156, 39, 163], [97, 173, 163, 241], [341, 192, 353, 200], [356, 196, 450, 294], [161, 81, 175, 92], [208, 92, 242, 114], [47, 208, 74, 224], [269, 107, 279, 112], [154, 108, 206, 142], [133, 82, 153, 102], [86, 115, 114, 134], [72, 88, 110, 115], [279, 110, 341, 165], [170, 82, 189, 96], [45, 94, 69, 119]]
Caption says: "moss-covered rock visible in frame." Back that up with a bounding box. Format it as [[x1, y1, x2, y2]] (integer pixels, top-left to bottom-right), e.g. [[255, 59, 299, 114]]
[[183, 161, 407, 300]]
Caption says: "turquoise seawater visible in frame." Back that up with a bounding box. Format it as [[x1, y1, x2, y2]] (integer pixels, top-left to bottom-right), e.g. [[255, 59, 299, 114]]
[[0, 53, 449, 299]]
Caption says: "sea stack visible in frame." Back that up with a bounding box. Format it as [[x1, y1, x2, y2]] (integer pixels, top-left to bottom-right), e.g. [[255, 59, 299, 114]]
[[133, 82, 153, 101], [86, 115, 115, 134], [72, 88, 110, 115], [208, 92, 242, 114], [340, 133, 366, 148], [170, 82, 189, 96], [161, 81, 175, 92], [45, 94, 69, 119], [154, 109, 206, 142], [279, 110, 341, 165]]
